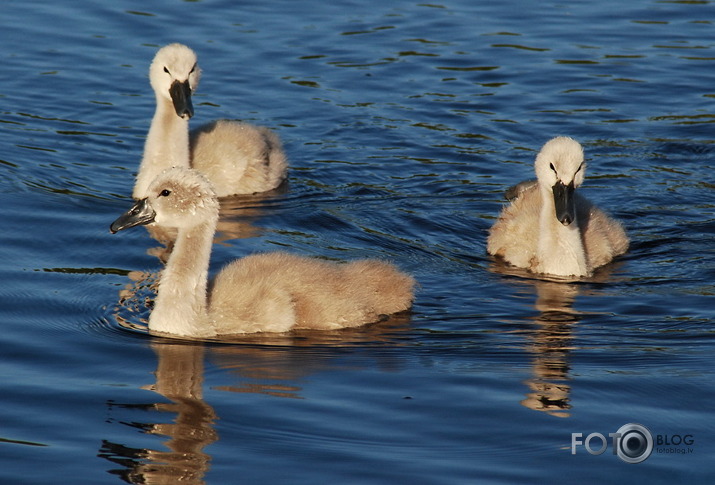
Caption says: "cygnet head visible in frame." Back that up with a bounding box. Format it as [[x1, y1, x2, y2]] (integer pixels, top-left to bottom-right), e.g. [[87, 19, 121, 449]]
[[149, 43, 201, 120], [111, 168, 219, 233], [534, 136, 586, 226]]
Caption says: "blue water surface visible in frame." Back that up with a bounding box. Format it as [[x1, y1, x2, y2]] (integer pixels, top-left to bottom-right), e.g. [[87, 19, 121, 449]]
[[1, 0, 714, 483]]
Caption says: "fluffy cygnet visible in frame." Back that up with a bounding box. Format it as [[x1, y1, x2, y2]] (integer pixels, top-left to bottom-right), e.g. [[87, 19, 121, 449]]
[[487, 136, 629, 277], [133, 43, 287, 200], [113, 168, 414, 337]]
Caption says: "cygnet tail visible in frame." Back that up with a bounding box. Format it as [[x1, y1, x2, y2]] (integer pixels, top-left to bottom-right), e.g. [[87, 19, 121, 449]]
[[346, 260, 416, 315]]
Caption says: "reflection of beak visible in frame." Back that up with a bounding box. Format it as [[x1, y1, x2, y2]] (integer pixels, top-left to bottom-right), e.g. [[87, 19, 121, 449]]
[[110, 198, 156, 233], [169, 80, 194, 119], [552, 181, 576, 226]]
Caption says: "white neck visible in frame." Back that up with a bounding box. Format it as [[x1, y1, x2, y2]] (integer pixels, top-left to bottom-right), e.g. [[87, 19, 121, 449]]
[[149, 219, 217, 337], [536, 186, 589, 277], [133, 96, 190, 199]]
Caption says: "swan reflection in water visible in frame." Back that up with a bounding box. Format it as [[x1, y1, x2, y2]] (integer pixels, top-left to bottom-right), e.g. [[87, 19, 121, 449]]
[[99, 342, 216, 484], [519, 279, 580, 418], [490, 262, 622, 418], [99, 313, 411, 483]]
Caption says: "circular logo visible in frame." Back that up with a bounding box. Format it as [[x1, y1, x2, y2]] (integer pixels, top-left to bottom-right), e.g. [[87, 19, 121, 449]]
[[616, 423, 653, 464]]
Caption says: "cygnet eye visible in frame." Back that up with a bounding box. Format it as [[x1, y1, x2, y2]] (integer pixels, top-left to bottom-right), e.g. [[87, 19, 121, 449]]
[[163, 66, 170, 75], [159, 189, 171, 197], [549, 162, 557, 174]]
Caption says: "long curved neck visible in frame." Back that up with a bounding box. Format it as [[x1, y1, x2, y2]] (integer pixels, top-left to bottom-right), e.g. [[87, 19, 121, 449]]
[[149, 218, 217, 337], [537, 186, 589, 277], [133, 95, 190, 199]]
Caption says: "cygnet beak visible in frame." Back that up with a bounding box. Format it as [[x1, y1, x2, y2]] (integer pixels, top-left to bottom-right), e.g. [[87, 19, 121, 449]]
[[169, 80, 194, 119], [552, 180, 576, 226], [110, 198, 157, 234]]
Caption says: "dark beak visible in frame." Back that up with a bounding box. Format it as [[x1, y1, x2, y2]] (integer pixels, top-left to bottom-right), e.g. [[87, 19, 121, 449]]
[[169, 80, 194, 119], [552, 180, 576, 226], [110, 198, 156, 234]]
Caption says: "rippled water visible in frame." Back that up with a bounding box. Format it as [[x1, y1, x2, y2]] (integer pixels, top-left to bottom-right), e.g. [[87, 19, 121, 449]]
[[1, 0, 714, 483]]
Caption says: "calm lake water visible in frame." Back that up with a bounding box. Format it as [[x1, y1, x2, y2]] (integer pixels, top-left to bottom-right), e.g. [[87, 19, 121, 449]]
[[1, 0, 714, 483]]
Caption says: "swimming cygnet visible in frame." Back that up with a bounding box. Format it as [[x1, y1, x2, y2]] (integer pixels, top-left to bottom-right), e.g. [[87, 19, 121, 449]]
[[113, 168, 414, 338], [487, 136, 629, 277], [133, 43, 287, 200]]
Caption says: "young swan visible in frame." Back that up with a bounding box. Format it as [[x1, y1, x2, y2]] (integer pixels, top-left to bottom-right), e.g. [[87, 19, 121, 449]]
[[113, 168, 414, 338], [133, 43, 288, 200], [487, 136, 629, 278]]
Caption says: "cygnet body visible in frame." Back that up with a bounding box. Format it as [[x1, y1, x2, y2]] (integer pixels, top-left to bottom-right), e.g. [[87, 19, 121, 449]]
[[487, 136, 629, 277], [133, 43, 287, 200], [113, 168, 414, 337]]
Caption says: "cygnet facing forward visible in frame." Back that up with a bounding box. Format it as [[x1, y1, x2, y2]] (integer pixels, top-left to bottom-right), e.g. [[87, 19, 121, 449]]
[[133, 43, 287, 200], [487, 136, 629, 277]]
